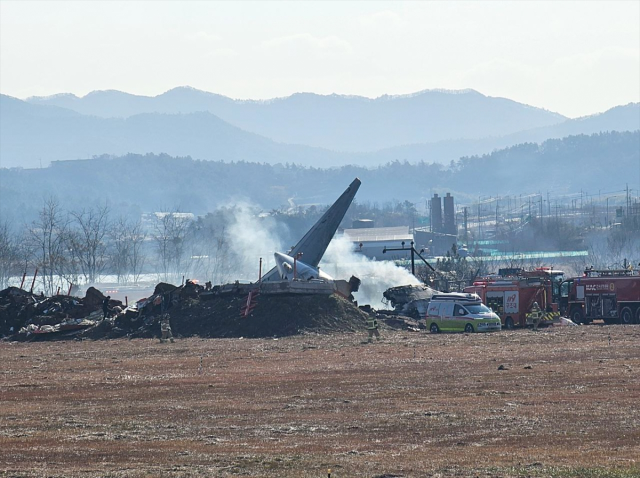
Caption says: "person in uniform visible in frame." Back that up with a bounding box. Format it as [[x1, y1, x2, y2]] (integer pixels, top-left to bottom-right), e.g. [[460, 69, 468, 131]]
[[528, 301, 543, 331], [367, 315, 380, 343], [160, 314, 174, 343], [102, 296, 111, 319]]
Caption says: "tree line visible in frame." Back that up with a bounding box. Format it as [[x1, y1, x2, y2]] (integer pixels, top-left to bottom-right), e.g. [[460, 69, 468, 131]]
[[1, 131, 637, 224], [1, 192, 638, 294]]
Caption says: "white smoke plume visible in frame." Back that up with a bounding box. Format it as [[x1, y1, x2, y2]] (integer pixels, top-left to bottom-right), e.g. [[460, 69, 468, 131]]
[[321, 235, 421, 309], [225, 203, 285, 281], [222, 206, 420, 308]]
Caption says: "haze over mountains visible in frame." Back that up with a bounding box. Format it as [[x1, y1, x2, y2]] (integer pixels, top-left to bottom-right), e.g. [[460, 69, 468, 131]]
[[1, 132, 637, 223], [0, 87, 638, 170], [26, 87, 567, 152]]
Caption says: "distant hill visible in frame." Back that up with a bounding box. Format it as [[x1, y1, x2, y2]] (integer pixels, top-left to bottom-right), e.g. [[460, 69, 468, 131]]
[[0, 94, 348, 169], [369, 102, 640, 163], [27, 87, 567, 152], [3, 94, 638, 170], [1, 132, 637, 223], [502, 103, 640, 144]]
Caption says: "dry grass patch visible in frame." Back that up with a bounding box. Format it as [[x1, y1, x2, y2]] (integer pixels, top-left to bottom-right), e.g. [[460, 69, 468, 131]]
[[1, 327, 639, 477]]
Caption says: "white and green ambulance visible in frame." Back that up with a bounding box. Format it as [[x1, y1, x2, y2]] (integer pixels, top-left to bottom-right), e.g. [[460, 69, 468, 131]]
[[426, 293, 501, 333]]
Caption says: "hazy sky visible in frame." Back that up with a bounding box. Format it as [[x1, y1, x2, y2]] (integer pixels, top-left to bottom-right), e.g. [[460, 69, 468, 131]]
[[1, 1, 638, 118]]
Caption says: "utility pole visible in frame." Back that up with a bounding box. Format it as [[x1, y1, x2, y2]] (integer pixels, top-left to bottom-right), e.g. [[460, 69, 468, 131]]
[[463, 207, 468, 244], [382, 241, 436, 278], [539, 195, 543, 227], [547, 191, 551, 218], [626, 183, 630, 220], [477, 198, 481, 241]]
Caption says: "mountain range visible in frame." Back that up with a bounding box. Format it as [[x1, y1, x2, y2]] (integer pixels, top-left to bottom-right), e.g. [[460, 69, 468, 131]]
[[25, 87, 567, 152], [0, 88, 638, 170]]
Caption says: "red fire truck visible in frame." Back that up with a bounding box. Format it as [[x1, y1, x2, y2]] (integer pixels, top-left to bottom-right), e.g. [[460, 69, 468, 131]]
[[559, 269, 640, 325], [463, 268, 563, 329]]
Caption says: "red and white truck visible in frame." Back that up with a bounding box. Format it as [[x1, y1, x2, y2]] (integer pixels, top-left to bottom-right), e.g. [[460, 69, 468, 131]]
[[463, 268, 563, 329], [559, 269, 640, 325]]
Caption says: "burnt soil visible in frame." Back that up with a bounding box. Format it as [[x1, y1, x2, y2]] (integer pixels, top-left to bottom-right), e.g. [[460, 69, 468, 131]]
[[164, 293, 371, 338], [1, 325, 639, 477], [1, 285, 373, 340]]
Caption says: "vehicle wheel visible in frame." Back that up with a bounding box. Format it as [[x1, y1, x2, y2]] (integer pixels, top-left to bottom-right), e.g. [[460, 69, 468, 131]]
[[636, 307, 640, 325], [571, 308, 584, 325], [464, 323, 474, 333], [620, 307, 634, 325], [505, 317, 515, 330], [430, 323, 439, 334]]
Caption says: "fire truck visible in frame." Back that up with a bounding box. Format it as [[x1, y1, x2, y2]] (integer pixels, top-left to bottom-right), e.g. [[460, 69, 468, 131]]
[[559, 269, 640, 325], [463, 268, 564, 329]]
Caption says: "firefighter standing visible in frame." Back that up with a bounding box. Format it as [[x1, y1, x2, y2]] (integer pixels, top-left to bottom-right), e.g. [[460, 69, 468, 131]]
[[160, 314, 174, 343], [102, 296, 111, 319], [527, 301, 543, 331], [367, 315, 380, 343]]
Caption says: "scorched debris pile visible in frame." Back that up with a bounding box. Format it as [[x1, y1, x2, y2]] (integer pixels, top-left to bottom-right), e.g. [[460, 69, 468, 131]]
[[0, 283, 372, 340], [0, 286, 122, 338]]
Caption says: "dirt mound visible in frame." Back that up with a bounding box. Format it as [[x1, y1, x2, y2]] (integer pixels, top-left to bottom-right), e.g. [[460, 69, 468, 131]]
[[83, 286, 106, 307], [127, 293, 370, 339], [153, 282, 179, 295], [2, 284, 379, 341]]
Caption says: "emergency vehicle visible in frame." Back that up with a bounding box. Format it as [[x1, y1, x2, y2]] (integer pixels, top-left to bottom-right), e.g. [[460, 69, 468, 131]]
[[426, 292, 501, 333], [463, 268, 563, 329], [559, 269, 640, 325]]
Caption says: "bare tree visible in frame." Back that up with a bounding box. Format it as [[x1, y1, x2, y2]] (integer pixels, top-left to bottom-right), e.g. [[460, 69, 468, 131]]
[[153, 209, 192, 283], [606, 228, 635, 269], [0, 220, 20, 289], [584, 232, 606, 269], [110, 216, 147, 284], [210, 226, 232, 284], [111, 217, 132, 284], [27, 198, 70, 295], [69, 204, 111, 283], [128, 219, 147, 284], [189, 220, 231, 285]]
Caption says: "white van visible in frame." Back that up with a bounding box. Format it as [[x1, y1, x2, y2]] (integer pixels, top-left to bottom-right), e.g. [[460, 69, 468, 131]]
[[426, 292, 501, 333]]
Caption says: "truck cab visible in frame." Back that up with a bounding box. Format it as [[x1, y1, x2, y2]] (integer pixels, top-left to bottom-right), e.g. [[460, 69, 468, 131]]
[[465, 268, 563, 329], [561, 269, 640, 324]]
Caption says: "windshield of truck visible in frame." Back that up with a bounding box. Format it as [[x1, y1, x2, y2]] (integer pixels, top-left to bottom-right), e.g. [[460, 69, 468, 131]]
[[465, 304, 492, 315]]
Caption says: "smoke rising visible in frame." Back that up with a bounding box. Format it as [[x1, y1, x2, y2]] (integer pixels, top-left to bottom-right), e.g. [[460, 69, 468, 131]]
[[226, 203, 285, 281], [322, 235, 420, 309], [222, 206, 420, 307]]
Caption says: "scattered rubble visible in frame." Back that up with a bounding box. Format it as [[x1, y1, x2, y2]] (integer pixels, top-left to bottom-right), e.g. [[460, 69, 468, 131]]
[[1, 281, 417, 341], [0, 286, 121, 339], [382, 284, 438, 318]]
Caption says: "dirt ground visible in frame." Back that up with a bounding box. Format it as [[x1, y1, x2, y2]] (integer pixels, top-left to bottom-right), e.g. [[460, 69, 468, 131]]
[[1, 325, 639, 478]]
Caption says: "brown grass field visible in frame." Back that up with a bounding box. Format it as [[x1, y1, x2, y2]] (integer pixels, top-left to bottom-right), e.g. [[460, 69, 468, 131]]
[[1, 325, 640, 477]]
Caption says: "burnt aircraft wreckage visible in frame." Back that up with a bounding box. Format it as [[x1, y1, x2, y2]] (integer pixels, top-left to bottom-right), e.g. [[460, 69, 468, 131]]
[[262, 177, 362, 297], [262, 177, 361, 282], [273, 252, 334, 282], [6, 179, 366, 339], [217, 177, 362, 300]]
